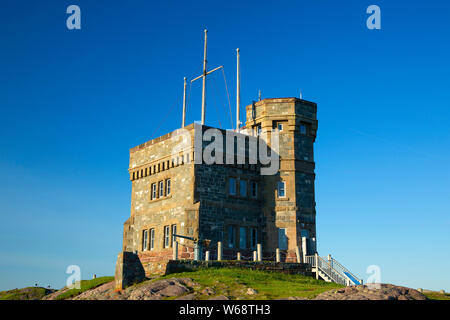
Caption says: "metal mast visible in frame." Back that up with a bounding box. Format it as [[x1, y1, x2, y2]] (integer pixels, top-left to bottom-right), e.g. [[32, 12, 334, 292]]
[[181, 77, 187, 127], [236, 48, 240, 132]]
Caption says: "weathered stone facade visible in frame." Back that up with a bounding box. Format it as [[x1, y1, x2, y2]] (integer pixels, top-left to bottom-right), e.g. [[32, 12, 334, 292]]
[[115, 97, 318, 289]]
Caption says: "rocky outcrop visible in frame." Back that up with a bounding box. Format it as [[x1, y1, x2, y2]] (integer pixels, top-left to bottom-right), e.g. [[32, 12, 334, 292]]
[[313, 284, 428, 300]]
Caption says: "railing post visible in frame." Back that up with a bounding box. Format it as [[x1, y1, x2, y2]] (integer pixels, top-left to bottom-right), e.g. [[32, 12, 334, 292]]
[[253, 251, 257, 262], [237, 252, 241, 261], [173, 241, 178, 260], [301, 237, 307, 262], [276, 248, 280, 263], [315, 253, 319, 280], [257, 243, 262, 261], [217, 241, 223, 261], [205, 250, 210, 261]]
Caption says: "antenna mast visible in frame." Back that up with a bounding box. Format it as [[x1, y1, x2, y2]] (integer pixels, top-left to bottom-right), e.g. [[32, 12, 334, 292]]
[[236, 48, 240, 132], [182, 77, 187, 127]]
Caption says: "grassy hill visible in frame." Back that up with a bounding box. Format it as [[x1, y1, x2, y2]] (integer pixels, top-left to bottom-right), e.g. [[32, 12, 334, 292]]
[[0, 287, 54, 300]]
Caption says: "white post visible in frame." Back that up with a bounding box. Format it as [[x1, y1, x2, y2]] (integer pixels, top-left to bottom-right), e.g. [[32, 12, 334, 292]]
[[301, 237, 307, 262], [236, 48, 240, 132], [205, 251, 210, 261], [257, 243, 262, 261], [237, 252, 241, 261], [276, 248, 280, 263], [295, 246, 301, 263], [182, 77, 187, 127], [253, 251, 257, 262], [217, 241, 222, 261], [173, 241, 178, 260], [201, 29, 207, 125], [315, 252, 319, 280]]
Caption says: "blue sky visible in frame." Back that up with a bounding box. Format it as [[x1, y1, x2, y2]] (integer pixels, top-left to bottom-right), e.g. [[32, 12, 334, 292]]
[[0, 0, 449, 291]]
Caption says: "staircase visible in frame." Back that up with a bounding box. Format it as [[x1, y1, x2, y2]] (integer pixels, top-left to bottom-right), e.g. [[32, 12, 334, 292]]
[[305, 254, 362, 286]]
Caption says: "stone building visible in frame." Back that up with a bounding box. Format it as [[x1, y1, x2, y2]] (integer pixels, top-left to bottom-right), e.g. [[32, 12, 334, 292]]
[[115, 97, 318, 288]]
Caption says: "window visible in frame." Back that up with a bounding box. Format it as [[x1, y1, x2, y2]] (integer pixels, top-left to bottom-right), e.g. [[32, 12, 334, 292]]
[[277, 181, 286, 198], [277, 122, 283, 131], [300, 124, 307, 135], [159, 180, 164, 197], [250, 181, 258, 198], [278, 228, 288, 250], [251, 228, 257, 248], [166, 179, 171, 196], [163, 226, 170, 248], [150, 229, 155, 250], [257, 125, 262, 136], [151, 183, 157, 200], [239, 180, 247, 197], [239, 227, 247, 249], [171, 224, 177, 247], [228, 226, 235, 248], [142, 230, 148, 251], [229, 177, 236, 195]]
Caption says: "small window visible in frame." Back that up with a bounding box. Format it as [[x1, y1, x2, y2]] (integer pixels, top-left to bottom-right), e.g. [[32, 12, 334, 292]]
[[239, 227, 247, 249], [142, 230, 148, 251], [228, 226, 235, 248], [251, 228, 257, 248], [239, 180, 247, 197], [150, 229, 155, 250], [257, 125, 262, 136], [163, 226, 170, 248], [159, 181, 164, 197], [277, 181, 286, 198], [229, 177, 236, 195], [166, 179, 171, 196], [251, 181, 258, 198], [300, 124, 307, 135], [278, 228, 288, 250], [277, 123, 283, 131], [151, 183, 157, 200], [171, 224, 177, 247]]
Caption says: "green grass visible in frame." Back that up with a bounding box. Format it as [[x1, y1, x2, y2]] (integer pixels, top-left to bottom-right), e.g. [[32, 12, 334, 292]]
[[423, 292, 450, 300], [158, 267, 343, 300], [0, 287, 50, 300], [55, 276, 114, 300]]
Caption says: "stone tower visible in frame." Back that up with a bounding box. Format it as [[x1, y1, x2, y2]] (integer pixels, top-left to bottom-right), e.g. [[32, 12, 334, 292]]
[[245, 98, 318, 261]]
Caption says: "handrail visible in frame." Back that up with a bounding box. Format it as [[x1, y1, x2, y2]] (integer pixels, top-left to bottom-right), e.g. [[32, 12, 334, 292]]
[[328, 257, 360, 285], [305, 254, 361, 286]]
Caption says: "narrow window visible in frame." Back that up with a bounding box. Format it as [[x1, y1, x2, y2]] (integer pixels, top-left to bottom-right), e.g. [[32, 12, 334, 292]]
[[278, 228, 288, 250], [171, 224, 177, 247], [239, 180, 247, 197], [300, 124, 307, 135], [277, 123, 283, 131], [277, 181, 286, 198], [251, 181, 258, 198], [257, 125, 262, 136], [229, 177, 236, 195], [163, 226, 170, 248], [166, 179, 171, 196], [159, 180, 164, 197], [142, 230, 148, 251], [251, 228, 257, 248], [228, 226, 235, 248], [150, 229, 155, 250], [151, 183, 157, 200], [239, 227, 247, 249]]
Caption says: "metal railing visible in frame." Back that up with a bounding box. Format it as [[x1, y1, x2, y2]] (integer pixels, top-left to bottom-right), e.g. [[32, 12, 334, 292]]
[[305, 254, 361, 286]]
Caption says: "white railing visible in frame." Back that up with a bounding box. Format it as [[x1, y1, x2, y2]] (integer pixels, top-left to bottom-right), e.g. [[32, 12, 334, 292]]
[[305, 254, 361, 286]]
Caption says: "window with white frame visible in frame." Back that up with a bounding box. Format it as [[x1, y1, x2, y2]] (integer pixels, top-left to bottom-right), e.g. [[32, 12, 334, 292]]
[[277, 181, 286, 198], [150, 228, 155, 250], [142, 230, 148, 251], [239, 179, 247, 197], [151, 183, 157, 200], [166, 178, 171, 196], [159, 180, 164, 197], [163, 226, 170, 248], [229, 177, 236, 195], [171, 224, 177, 247]]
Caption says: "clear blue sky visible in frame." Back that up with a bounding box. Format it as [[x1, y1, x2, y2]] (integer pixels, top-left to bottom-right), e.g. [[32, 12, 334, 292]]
[[1, 0, 449, 291]]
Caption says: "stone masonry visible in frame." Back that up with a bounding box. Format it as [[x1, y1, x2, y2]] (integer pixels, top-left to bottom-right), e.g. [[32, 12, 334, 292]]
[[115, 97, 318, 290]]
